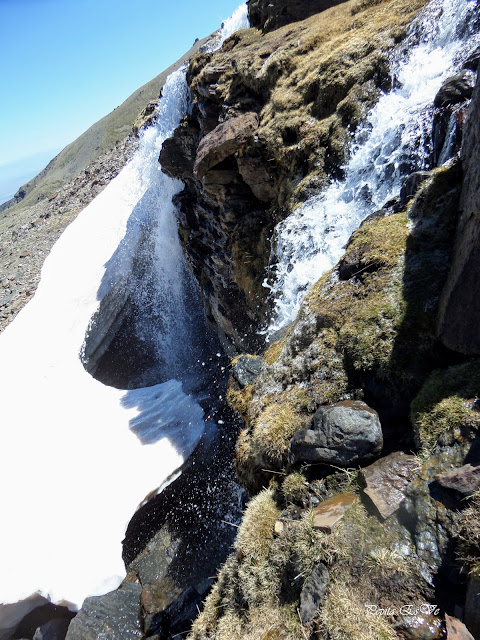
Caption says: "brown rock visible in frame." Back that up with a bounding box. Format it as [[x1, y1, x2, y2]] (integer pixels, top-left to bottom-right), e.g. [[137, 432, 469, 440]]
[[359, 452, 419, 519], [437, 73, 480, 354], [445, 614, 475, 640], [193, 113, 259, 179], [313, 492, 358, 533], [237, 150, 276, 202], [435, 464, 480, 495]]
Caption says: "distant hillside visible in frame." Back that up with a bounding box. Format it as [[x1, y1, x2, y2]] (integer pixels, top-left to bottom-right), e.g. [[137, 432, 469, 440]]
[[1, 36, 208, 214]]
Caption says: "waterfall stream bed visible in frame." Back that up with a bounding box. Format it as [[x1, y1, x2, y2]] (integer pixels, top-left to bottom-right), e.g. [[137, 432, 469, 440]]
[[266, 0, 480, 333]]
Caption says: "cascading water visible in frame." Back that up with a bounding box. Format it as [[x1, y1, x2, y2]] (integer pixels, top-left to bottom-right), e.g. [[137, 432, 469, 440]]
[[266, 0, 480, 334], [0, 1, 249, 626]]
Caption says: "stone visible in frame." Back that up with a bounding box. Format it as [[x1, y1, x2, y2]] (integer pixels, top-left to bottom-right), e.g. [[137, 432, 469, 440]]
[[359, 452, 419, 519], [193, 113, 259, 179], [237, 150, 276, 202], [464, 576, 480, 640], [145, 587, 203, 639], [445, 614, 475, 640], [437, 73, 480, 354], [33, 618, 72, 640], [274, 520, 285, 536], [231, 354, 263, 387], [65, 583, 143, 640], [435, 464, 480, 495], [299, 562, 329, 624], [434, 71, 476, 108], [289, 401, 383, 467], [247, 0, 347, 32], [312, 492, 358, 533], [400, 171, 431, 207]]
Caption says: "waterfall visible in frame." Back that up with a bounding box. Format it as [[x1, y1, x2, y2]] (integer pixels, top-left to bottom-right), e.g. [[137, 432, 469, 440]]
[[0, 2, 249, 620], [266, 0, 480, 334]]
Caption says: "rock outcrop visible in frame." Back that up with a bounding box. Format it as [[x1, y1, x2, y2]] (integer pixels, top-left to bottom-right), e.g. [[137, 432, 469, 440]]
[[437, 72, 480, 354], [160, 0, 426, 350]]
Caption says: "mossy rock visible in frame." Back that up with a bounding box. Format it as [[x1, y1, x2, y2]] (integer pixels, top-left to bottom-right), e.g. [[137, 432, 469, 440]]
[[233, 164, 463, 492], [411, 360, 480, 449]]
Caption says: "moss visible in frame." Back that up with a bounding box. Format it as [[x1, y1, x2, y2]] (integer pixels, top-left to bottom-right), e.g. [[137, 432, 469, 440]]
[[411, 361, 480, 449], [227, 382, 255, 419], [281, 472, 309, 506], [189, 0, 427, 209], [252, 402, 307, 464], [456, 491, 480, 576]]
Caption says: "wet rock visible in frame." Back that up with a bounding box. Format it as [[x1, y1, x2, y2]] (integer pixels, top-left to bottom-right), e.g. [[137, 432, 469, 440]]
[[445, 614, 475, 640], [312, 492, 358, 533], [193, 113, 259, 179], [133, 99, 160, 136], [432, 71, 476, 166], [401, 444, 464, 578], [435, 464, 480, 495], [400, 171, 431, 207], [299, 562, 329, 624], [463, 44, 480, 72], [145, 586, 204, 639], [231, 354, 263, 387], [464, 576, 480, 640], [359, 452, 419, 519], [434, 71, 476, 109], [397, 613, 444, 639], [437, 73, 480, 354], [289, 401, 383, 467], [247, 0, 346, 32], [65, 583, 143, 640]]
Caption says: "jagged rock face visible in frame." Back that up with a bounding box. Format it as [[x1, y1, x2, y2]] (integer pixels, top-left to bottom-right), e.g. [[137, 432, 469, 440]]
[[247, 0, 346, 32], [230, 164, 462, 493], [161, 0, 426, 350], [437, 72, 480, 354]]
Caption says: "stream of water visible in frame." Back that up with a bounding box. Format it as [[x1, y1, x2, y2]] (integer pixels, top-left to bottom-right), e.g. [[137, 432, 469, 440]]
[[266, 0, 480, 334]]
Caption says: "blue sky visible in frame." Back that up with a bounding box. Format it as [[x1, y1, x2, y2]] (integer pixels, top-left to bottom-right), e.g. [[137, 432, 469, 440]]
[[0, 0, 244, 202]]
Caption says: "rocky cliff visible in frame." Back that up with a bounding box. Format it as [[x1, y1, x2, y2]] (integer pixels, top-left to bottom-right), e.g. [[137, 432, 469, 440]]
[[160, 0, 426, 351]]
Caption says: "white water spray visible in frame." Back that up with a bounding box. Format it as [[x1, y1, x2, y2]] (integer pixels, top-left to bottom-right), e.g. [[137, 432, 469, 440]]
[[0, 2, 249, 625], [266, 0, 479, 333]]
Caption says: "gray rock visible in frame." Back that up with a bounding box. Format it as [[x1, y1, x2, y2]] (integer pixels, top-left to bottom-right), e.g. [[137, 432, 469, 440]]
[[65, 583, 142, 640], [231, 355, 263, 387], [434, 71, 476, 108], [400, 171, 431, 207], [299, 562, 329, 624], [33, 618, 71, 640], [289, 401, 383, 466]]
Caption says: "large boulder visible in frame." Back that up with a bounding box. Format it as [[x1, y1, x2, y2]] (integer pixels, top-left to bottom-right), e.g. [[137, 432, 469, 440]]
[[437, 73, 480, 353], [289, 401, 383, 466], [193, 113, 259, 179]]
